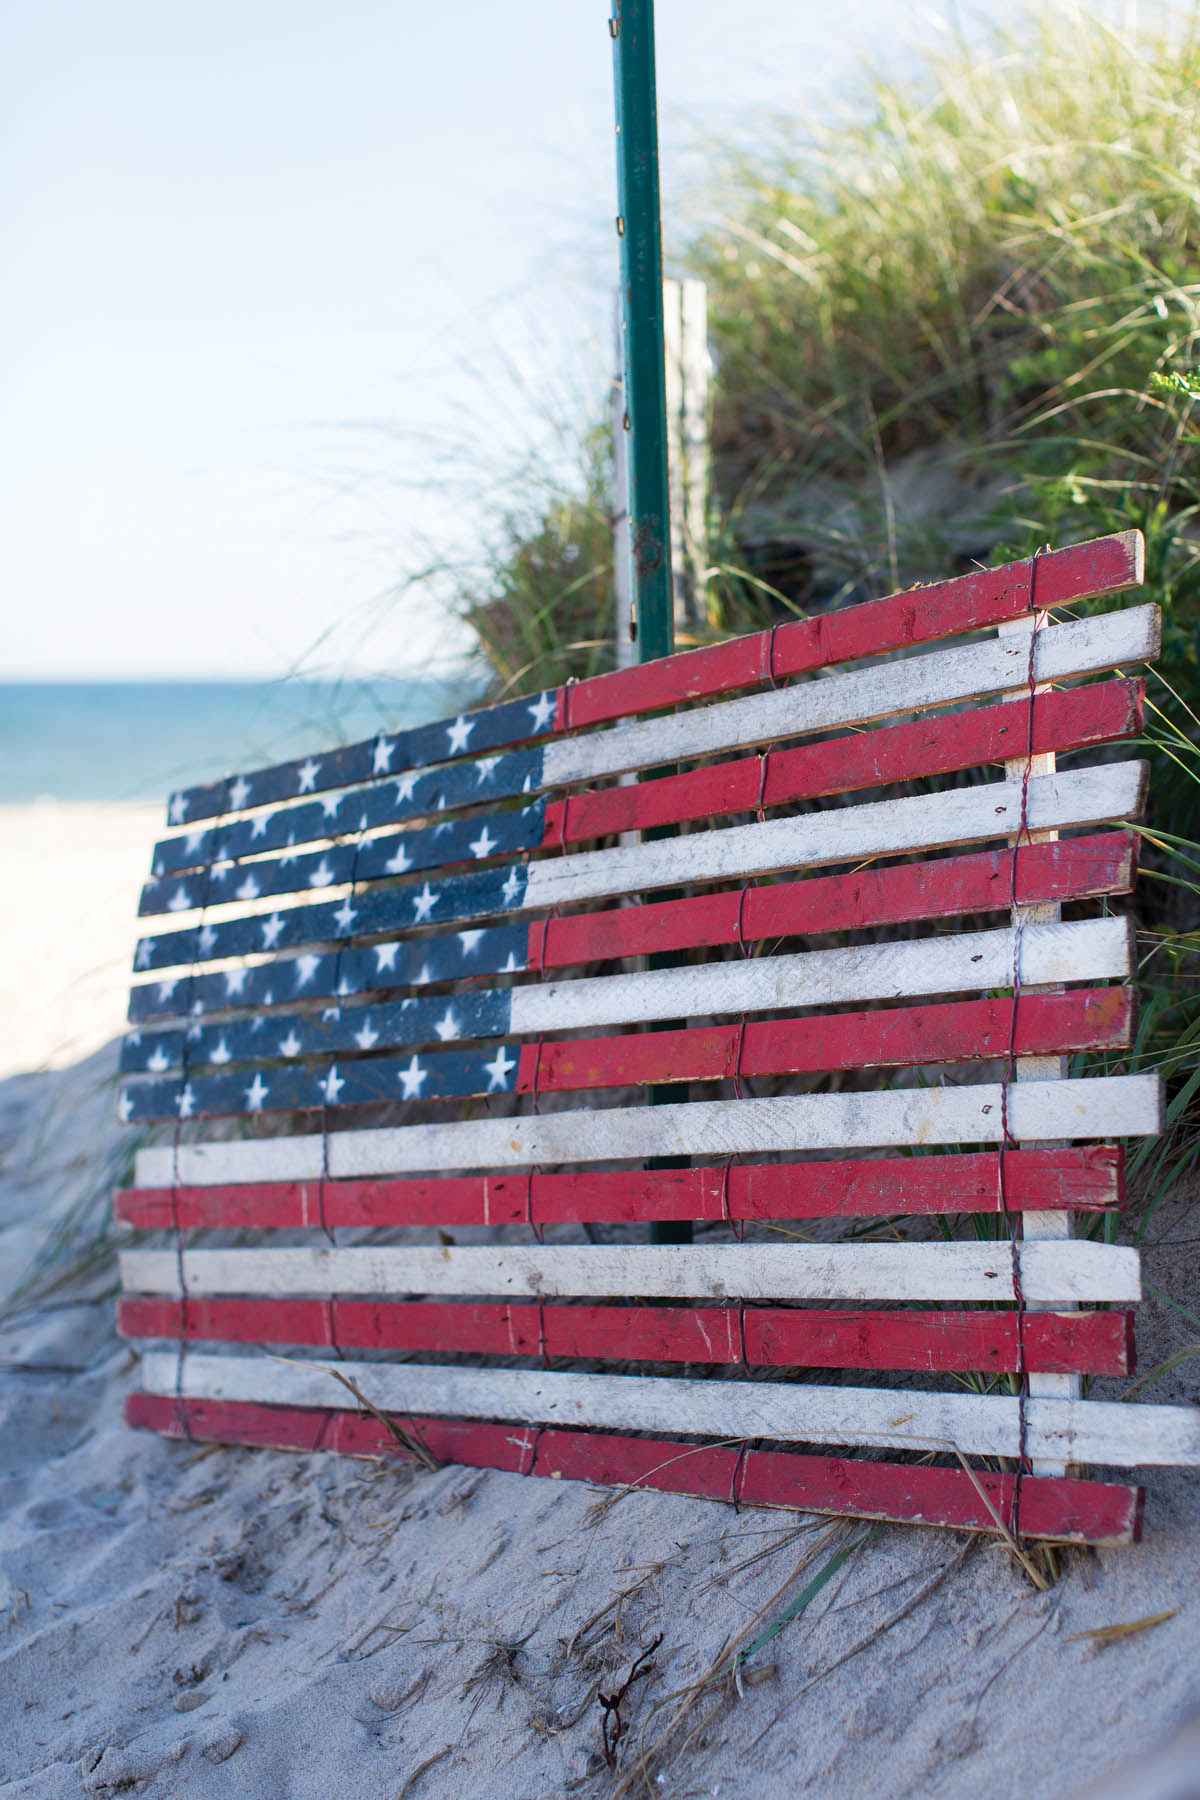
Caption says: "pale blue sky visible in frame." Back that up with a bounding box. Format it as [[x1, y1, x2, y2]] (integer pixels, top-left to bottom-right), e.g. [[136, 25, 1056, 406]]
[[2, 1, 977, 679]]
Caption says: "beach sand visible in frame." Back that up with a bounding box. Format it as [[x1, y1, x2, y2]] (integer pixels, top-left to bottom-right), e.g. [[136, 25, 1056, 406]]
[[0, 804, 158, 1079], [0, 809, 1197, 1796]]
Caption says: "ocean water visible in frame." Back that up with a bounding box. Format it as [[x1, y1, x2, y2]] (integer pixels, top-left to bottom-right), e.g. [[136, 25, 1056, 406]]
[[0, 676, 476, 805]]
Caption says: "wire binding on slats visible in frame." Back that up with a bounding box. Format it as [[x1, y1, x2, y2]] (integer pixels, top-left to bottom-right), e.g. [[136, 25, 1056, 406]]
[[169, 782, 233, 1439], [316, 817, 368, 1360], [998, 547, 1048, 1533]]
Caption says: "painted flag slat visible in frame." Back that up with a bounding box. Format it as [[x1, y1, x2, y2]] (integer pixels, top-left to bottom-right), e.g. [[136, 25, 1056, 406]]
[[112, 1144, 1126, 1231], [133, 1075, 1163, 1189], [143, 607, 1153, 909], [135, 1350, 1200, 1466], [116, 1295, 1135, 1378], [118, 985, 1134, 1124], [167, 532, 1143, 825], [142, 671, 1142, 902], [130, 762, 1147, 976], [123, 1393, 1145, 1545], [120, 1237, 1142, 1305], [120, 916, 1132, 1078], [126, 833, 1137, 1026]]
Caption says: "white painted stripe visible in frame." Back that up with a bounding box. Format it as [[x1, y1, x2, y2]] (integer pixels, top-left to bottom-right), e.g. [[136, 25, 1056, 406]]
[[137, 1350, 1200, 1467], [120, 1238, 1141, 1305], [521, 763, 1147, 912], [508, 916, 1131, 1036], [542, 606, 1160, 786], [134, 1073, 1162, 1188]]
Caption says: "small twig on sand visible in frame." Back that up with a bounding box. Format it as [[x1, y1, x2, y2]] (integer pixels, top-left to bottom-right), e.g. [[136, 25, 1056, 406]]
[[396, 1744, 451, 1797], [599, 1634, 664, 1768]]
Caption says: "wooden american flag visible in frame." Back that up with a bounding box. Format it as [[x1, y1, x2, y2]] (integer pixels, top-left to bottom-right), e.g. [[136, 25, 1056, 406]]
[[115, 531, 1200, 1544]]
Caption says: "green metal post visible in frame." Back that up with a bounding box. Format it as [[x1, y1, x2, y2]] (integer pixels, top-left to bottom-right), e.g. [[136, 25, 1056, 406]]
[[611, 1, 691, 1244], [611, 0, 673, 662]]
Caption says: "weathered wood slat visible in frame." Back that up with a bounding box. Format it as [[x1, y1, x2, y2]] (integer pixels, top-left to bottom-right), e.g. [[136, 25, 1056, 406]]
[[124, 1393, 1145, 1544], [142, 673, 1142, 901], [134, 1074, 1162, 1188], [165, 532, 1145, 825], [112, 1145, 1126, 1230], [119, 985, 1134, 1123], [121, 915, 1131, 1076], [130, 763, 1147, 975], [135, 1351, 1200, 1465], [540, 606, 1159, 789], [116, 1295, 1135, 1377], [127, 833, 1137, 1025], [120, 1237, 1141, 1305]]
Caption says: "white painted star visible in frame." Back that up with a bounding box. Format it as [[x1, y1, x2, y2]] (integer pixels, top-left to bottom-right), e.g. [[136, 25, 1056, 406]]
[[469, 824, 498, 860], [280, 834, 297, 866], [235, 874, 261, 902], [294, 953, 322, 988], [156, 977, 178, 1002], [502, 952, 521, 974], [262, 990, 274, 1007], [373, 734, 395, 773], [168, 792, 189, 825], [501, 866, 523, 904], [176, 1084, 196, 1119], [308, 858, 335, 888], [224, 967, 248, 996], [322, 1006, 341, 1022], [125, 1029, 143, 1048], [250, 1015, 264, 1032], [353, 1017, 379, 1050], [484, 1045, 517, 1092], [412, 883, 438, 923], [250, 811, 273, 839], [167, 886, 192, 912], [398, 1055, 427, 1099], [394, 772, 418, 804], [333, 898, 357, 933], [374, 942, 400, 972], [198, 925, 218, 956], [261, 914, 285, 949], [210, 1038, 232, 1065], [336, 976, 352, 997], [189, 999, 205, 1017], [434, 1007, 460, 1041], [321, 794, 341, 819], [278, 1030, 302, 1058], [117, 1090, 134, 1123], [458, 930, 484, 956], [134, 940, 152, 971], [412, 963, 433, 986], [210, 861, 232, 883], [143, 1042, 169, 1072], [297, 758, 321, 794], [246, 1073, 270, 1111], [320, 1064, 345, 1104], [475, 756, 500, 783], [184, 829, 206, 856], [527, 691, 555, 732], [384, 841, 412, 874], [187, 1021, 203, 1040], [228, 775, 252, 811], [446, 715, 474, 755]]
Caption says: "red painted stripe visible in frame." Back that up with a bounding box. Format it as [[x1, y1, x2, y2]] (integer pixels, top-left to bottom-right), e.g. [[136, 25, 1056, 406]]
[[566, 534, 1142, 729], [117, 1295, 1136, 1378], [123, 1392, 1144, 1543], [113, 1144, 1124, 1231], [510, 989, 1133, 1095], [526, 833, 1137, 970], [545, 680, 1143, 846]]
